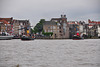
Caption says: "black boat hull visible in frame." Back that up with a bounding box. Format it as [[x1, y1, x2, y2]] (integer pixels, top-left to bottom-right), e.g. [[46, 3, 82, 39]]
[[21, 37, 34, 40], [73, 36, 83, 40]]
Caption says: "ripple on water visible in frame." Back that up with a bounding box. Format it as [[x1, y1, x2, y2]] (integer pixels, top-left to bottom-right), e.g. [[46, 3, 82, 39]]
[[0, 39, 100, 67]]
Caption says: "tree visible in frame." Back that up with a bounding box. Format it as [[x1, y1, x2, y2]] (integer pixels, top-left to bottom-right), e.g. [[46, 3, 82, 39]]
[[39, 19, 45, 23], [33, 19, 45, 34]]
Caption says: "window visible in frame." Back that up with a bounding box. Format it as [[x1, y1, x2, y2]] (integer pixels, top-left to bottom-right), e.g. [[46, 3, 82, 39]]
[[59, 31, 62, 33], [60, 34, 62, 36], [20, 23, 23, 25], [50, 26, 52, 29], [57, 27, 59, 29], [53, 30, 56, 32], [53, 26, 56, 29], [48, 27, 50, 29], [59, 27, 61, 29], [48, 30, 50, 32], [51, 30, 53, 32], [58, 30, 59, 33]]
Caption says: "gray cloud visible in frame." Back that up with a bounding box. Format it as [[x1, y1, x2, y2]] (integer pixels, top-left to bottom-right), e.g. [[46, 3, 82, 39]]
[[0, 0, 100, 26]]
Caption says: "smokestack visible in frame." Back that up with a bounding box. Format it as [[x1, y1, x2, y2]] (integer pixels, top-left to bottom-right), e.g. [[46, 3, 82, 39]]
[[64, 15, 66, 18]]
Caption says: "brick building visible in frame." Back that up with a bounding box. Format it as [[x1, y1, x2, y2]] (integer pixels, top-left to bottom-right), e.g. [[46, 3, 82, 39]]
[[0, 17, 13, 35], [68, 21, 86, 38], [51, 15, 69, 38], [43, 21, 60, 38], [43, 15, 69, 38], [13, 20, 30, 37], [88, 19, 100, 37]]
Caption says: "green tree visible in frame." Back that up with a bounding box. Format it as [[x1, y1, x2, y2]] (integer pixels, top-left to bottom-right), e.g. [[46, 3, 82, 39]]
[[33, 19, 45, 34], [39, 19, 45, 23], [42, 32, 53, 36]]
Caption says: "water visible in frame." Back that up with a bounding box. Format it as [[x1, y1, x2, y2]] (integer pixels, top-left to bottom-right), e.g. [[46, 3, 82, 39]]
[[0, 39, 100, 67]]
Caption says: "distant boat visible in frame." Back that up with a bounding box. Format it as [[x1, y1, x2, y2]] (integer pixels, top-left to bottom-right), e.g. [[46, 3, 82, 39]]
[[0, 35, 13, 40], [21, 35, 34, 40], [73, 35, 84, 40], [73, 32, 84, 40], [73, 35, 82, 40]]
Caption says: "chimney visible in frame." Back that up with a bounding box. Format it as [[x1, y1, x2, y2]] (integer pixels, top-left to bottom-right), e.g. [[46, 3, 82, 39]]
[[64, 15, 66, 18], [61, 15, 63, 18], [61, 15, 66, 18]]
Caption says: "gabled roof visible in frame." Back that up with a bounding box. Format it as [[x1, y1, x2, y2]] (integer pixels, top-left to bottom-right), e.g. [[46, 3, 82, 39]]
[[14, 19, 29, 22], [43, 21, 57, 25], [51, 18, 67, 21], [88, 19, 100, 24], [51, 18, 61, 20], [0, 17, 13, 22]]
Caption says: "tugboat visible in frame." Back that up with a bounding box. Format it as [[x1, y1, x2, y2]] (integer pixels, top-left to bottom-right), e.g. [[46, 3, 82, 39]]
[[73, 35, 82, 40], [73, 32, 83, 40], [21, 35, 34, 40], [20, 26, 34, 40], [21, 29, 34, 40]]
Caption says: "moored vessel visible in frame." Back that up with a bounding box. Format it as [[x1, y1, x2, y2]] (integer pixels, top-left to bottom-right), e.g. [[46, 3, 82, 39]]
[[73, 35, 83, 40], [73, 32, 84, 40], [0, 35, 13, 40], [21, 35, 34, 40]]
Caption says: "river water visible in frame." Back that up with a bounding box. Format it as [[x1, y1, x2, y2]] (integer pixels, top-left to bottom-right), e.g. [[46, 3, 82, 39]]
[[0, 39, 100, 67]]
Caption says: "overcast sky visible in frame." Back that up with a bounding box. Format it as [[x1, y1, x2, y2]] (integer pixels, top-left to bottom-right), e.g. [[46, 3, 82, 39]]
[[0, 0, 100, 26]]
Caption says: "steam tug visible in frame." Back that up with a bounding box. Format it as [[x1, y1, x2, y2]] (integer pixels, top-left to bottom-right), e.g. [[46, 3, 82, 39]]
[[73, 32, 83, 40], [21, 30, 34, 40], [21, 34, 34, 40]]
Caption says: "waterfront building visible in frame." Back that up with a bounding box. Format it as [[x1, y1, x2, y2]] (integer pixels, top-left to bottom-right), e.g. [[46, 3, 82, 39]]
[[51, 15, 69, 38], [84, 24, 89, 36], [68, 21, 85, 38], [0, 17, 13, 35], [88, 19, 100, 37], [43, 15, 69, 39], [13, 20, 30, 37], [43, 21, 60, 38]]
